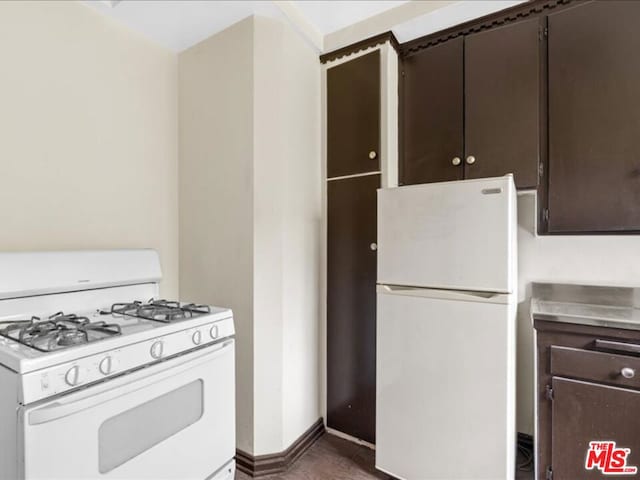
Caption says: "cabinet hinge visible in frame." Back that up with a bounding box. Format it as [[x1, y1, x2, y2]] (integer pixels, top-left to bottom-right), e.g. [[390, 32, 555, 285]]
[[542, 208, 550, 224], [546, 466, 553, 480], [545, 384, 554, 401], [538, 162, 544, 179], [539, 26, 548, 40]]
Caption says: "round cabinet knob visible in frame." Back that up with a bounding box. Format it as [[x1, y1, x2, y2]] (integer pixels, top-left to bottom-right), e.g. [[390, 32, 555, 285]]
[[451, 157, 461, 166], [621, 367, 635, 379], [369, 151, 377, 160], [466, 155, 476, 165], [370, 243, 378, 251], [65, 365, 82, 386], [210, 325, 219, 340], [99, 356, 113, 376], [150, 341, 164, 359], [192, 330, 202, 345]]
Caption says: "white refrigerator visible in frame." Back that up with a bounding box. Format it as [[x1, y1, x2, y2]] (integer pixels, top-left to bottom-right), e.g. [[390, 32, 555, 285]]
[[376, 175, 517, 480]]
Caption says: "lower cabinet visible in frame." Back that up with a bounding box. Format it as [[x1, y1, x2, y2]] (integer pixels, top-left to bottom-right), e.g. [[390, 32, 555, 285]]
[[535, 320, 640, 480], [552, 377, 640, 479], [327, 173, 378, 444]]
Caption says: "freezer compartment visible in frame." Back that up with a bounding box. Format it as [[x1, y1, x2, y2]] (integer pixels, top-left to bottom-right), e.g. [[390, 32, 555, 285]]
[[376, 288, 516, 480], [377, 176, 517, 293]]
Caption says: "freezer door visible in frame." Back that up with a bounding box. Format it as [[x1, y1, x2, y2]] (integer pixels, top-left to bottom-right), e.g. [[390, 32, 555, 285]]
[[376, 288, 516, 480], [377, 176, 516, 293]]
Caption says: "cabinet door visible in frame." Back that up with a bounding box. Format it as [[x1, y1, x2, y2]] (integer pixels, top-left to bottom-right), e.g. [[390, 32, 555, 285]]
[[465, 17, 541, 189], [327, 51, 380, 178], [401, 37, 464, 185], [548, 1, 640, 233], [327, 174, 378, 444], [552, 377, 640, 479]]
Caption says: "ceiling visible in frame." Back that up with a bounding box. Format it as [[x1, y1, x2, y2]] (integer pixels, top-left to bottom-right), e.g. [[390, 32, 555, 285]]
[[293, 1, 409, 35], [392, 0, 525, 43], [84, 0, 410, 52], [83, 1, 285, 52], [83, 0, 525, 53]]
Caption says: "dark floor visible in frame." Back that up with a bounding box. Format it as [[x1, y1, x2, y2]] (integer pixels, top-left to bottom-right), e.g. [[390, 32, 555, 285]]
[[236, 433, 535, 480]]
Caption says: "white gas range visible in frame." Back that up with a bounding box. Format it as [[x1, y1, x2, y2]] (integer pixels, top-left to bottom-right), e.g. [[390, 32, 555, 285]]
[[0, 250, 235, 480]]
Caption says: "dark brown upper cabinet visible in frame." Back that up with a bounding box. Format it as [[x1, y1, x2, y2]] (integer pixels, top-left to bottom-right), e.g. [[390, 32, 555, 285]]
[[465, 17, 541, 188], [401, 37, 464, 185], [401, 19, 541, 189], [327, 51, 380, 179], [546, 1, 640, 233]]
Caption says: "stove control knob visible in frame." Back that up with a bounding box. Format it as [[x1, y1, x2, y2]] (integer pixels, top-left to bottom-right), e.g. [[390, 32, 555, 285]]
[[150, 341, 164, 359], [65, 365, 82, 387], [99, 356, 113, 375], [210, 325, 219, 340], [192, 330, 202, 345]]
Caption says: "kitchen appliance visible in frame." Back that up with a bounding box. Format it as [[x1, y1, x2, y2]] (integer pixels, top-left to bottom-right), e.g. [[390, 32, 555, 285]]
[[0, 250, 235, 480], [376, 176, 517, 480]]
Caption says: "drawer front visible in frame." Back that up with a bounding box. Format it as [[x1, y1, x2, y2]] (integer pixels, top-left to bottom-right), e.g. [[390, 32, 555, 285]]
[[551, 345, 640, 389]]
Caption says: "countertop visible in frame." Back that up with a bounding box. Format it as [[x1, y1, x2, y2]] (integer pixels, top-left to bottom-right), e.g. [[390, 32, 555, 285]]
[[531, 283, 640, 331]]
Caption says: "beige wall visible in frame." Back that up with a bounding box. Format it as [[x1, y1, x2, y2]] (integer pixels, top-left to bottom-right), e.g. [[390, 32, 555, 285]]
[[253, 15, 322, 454], [179, 15, 321, 455], [178, 17, 255, 453], [0, 1, 179, 297]]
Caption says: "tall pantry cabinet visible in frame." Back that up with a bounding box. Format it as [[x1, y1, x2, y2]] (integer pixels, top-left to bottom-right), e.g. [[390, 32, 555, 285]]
[[324, 46, 390, 444]]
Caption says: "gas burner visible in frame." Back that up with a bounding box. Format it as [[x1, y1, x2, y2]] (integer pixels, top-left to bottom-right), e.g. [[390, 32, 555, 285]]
[[56, 329, 87, 347], [0, 312, 122, 352], [107, 299, 211, 323], [182, 303, 212, 315]]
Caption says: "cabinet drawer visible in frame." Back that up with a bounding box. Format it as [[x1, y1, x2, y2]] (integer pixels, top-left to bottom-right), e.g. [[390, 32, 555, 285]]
[[551, 345, 640, 389]]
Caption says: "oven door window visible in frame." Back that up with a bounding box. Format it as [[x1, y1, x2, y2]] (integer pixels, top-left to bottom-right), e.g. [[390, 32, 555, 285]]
[[99, 379, 203, 473]]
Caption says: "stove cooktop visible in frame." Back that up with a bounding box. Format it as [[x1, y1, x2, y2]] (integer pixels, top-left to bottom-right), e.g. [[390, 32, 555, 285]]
[[0, 299, 214, 353]]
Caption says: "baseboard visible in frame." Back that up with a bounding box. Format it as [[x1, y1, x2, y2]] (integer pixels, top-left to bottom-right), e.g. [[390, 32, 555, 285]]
[[325, 427, 375, 450], [235, 418, 325, 477]]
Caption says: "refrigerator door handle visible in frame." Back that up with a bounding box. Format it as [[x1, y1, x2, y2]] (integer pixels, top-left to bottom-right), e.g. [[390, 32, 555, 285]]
[[377, 284, 512, 304]]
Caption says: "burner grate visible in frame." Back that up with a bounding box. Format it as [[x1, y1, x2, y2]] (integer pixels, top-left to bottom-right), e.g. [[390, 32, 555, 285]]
[[107, 299, 211, 323], [0, 312, 122, 352]]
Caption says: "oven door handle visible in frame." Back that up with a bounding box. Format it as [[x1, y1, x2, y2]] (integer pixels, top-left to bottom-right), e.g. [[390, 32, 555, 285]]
[[28, 340, 233, 426]]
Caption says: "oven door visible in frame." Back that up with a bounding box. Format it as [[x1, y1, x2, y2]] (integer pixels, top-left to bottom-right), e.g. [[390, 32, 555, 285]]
[[18, 340, 235, 480]]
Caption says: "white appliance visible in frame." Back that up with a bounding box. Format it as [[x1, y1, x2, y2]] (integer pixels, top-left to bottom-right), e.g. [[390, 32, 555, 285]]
[[0, 250, 236, 480], [376, 176, 517, 480]]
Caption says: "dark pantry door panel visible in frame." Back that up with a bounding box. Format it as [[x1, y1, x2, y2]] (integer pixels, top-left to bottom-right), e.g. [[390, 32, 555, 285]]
[[548, 1, 640, 233], [401, 37, 464, 185], [552, 377, 640, 479], [327, 174, 378, 444], [327, 51, 381, 179], [465, 16, 541, 189]]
